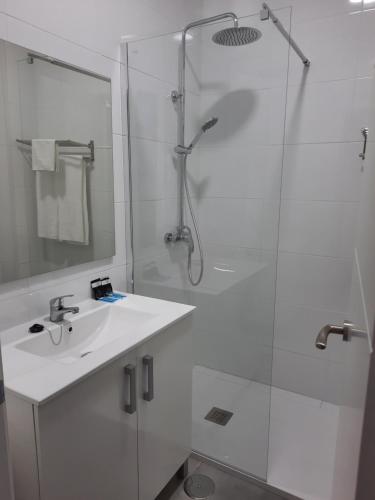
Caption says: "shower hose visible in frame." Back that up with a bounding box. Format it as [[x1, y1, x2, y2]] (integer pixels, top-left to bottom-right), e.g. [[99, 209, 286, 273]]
[[182, 156, 204, 286]]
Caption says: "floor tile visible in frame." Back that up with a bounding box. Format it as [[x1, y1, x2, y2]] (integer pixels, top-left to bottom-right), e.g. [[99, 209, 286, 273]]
[[192, 366, 340, 500], [164, 460, 289, 500]]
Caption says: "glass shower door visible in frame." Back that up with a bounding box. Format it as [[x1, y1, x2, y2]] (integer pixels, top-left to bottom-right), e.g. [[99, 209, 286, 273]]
[[126, 8, 291, 480]]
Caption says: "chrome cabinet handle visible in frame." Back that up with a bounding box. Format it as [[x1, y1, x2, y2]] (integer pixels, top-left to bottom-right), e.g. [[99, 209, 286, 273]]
[[124, 364, 136, 414], [143, 355, 154, 402], [315, 321, 367, 350], [359, 127, 369, 160], [0, 380, 5, 405]]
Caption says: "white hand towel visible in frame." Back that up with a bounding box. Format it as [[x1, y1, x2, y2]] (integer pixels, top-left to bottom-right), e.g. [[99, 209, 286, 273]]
[[58, 155, 89, 245], [32, 139, 58, 171], [35, 155, 89, 245], [35, 171, 59, 240]]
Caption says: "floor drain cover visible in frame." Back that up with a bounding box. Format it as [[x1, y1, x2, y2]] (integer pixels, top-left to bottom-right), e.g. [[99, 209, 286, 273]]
[[205, 406, 233, 426], [184, 474, 215, 499]]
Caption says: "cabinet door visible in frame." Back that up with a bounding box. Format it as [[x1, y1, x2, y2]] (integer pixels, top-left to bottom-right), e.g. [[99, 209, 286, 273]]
[[137, 316, 193, 500], [35, 351, 138, 500]]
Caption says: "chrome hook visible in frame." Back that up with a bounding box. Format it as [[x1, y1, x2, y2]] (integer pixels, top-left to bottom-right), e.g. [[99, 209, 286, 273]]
[[359, 127, 369, 160]]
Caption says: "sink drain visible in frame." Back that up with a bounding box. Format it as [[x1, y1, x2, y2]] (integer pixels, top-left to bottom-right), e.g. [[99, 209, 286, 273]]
[[184, 474, 215, 499]]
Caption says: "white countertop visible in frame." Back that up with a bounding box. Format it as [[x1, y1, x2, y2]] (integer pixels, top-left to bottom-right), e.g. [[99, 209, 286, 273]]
[[1, 293, 194, 406]]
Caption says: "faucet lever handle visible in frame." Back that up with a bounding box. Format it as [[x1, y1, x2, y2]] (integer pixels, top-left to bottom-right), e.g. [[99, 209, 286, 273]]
[[49, 294, 74, 309]]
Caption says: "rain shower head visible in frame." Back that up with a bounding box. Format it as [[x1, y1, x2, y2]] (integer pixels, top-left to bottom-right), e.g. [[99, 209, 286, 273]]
[[212, 26, 262, 46]]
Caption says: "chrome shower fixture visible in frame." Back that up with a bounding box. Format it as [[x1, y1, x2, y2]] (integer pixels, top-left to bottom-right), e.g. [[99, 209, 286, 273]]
[[166, 12, 261, 287], [260, 2, 310, 67], [212, 26, 262, 46], [175, 117, 218, 155], [202, 117, 219, 132], [315, 322, 367, 350]]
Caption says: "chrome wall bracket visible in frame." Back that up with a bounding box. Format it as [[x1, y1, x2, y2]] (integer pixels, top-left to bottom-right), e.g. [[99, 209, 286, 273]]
[[359, 127, 369, 160], [315, 321, 367, 350], [171, 90, 183, 103], [260, 2, 310, 67]]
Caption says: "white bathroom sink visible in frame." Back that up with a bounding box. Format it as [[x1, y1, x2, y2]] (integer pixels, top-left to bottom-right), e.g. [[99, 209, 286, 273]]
[[16, 303, 156, 364], [1, 294, 194, 404]]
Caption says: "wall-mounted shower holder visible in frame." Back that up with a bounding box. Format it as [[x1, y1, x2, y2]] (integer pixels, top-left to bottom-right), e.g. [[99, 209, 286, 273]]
[[359, 127, 369, 160], [171, 90, 183, 103]]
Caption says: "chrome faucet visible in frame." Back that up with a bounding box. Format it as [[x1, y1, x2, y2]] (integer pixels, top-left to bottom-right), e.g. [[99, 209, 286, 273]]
[[49, 295, 80, 323]]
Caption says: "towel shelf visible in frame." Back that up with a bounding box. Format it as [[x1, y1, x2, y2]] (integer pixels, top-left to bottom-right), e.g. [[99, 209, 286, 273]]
[[16, 139, 95, 161]]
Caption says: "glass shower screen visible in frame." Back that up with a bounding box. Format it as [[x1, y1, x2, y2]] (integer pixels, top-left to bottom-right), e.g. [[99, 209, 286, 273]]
[[126, 8, 291, 480]]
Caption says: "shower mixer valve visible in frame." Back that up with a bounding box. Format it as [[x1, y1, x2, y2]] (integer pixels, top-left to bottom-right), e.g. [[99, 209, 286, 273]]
[[164, 226, 194, 251]]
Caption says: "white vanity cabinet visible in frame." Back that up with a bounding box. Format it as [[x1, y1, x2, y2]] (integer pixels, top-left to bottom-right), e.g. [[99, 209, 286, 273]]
[[137, 317, 192, 500], [6, 315, 192, 500]]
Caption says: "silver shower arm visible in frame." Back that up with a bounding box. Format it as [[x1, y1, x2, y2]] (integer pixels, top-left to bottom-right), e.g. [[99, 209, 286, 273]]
[[182, 12, 238, 39], [260, 2, 310, 67]]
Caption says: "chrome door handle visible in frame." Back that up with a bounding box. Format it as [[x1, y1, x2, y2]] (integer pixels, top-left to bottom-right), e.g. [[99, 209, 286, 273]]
[[143, 355, 154, 402], [359, 127, 369, 160], [0, 380, 4, 405], [315, 321, 367, 350], [124, 364, 136, 414]]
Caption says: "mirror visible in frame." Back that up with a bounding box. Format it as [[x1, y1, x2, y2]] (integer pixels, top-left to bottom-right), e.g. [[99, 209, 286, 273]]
[[0, 40, 115, 284]]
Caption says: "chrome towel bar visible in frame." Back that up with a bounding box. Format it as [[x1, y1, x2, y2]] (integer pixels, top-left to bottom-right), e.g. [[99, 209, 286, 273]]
[[16, 139, 95, 161]]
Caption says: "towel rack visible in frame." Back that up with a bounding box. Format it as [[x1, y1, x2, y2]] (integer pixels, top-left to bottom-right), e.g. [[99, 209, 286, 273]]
[[16, 139, 95, 161]]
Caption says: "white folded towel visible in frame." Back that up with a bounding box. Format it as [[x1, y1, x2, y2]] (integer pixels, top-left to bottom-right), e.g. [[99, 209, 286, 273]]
[[35, 155, 89, 245], [32, 139, 58, 171]]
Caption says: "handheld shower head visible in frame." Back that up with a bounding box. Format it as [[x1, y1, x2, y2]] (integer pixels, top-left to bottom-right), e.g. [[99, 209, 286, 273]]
[[202, 117, 218, 132], [174, 117, 219, 155], [189, 117, 219, 150]]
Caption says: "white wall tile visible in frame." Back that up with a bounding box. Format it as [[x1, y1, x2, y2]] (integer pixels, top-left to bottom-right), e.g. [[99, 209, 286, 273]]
[[0, 13, 7, 38], [132, 198, 176, 262], [197, 145, 283, 200], [286, 78, 356, 144], [272, 347, 343, 404], [282, 143, 362, 202], [112, 134, 125, 203], [113, 202, 126, 266], [203, 0, 364, 24], [5, 16, 114, 78], [197, 198, 264, 250], [130, 137, 177, 201], [128, 33, 181, 88], [200, 86, 287, 147], [279, 200, 358, 258], [356, 9, 375, 77], [288, 12, 362, 85], [5, 0, 202, 62], [351, 76, 375, 138], [0, 292, 32, 331], [276, 252, 353, 312], [128, 68, 177, 144]]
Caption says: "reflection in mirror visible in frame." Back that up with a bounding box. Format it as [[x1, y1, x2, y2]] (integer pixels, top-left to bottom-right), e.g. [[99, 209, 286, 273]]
[[0, 41, 115, 284]]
